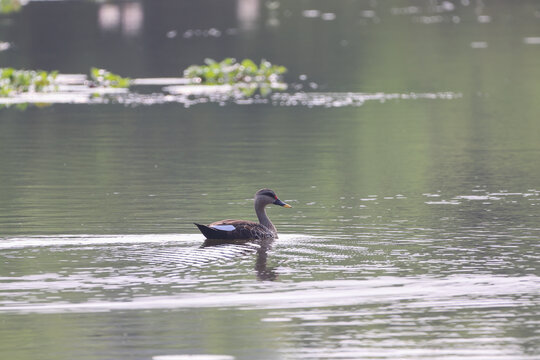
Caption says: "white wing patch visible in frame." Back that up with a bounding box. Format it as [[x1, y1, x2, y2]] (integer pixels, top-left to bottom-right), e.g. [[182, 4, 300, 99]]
[[210, 225, 236, 231]]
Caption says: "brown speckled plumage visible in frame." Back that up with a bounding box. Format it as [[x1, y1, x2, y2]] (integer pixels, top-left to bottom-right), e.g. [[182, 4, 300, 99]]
[[194, 189, 291, 240]]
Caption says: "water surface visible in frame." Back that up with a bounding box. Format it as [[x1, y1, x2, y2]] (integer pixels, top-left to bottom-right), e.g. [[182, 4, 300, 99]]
[[1, 1, 540, 360]]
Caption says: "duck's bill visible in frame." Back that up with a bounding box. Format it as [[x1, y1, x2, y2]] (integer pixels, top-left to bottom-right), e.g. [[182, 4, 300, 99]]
[[274, 198, 292, 208]]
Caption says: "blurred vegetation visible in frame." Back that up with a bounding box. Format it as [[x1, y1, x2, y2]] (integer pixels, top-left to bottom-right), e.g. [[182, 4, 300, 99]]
[[90, 67, 131, 88], [0, 68, 58, 96], [0, 0, 22, 14], [0, 67, 131, 98], [184, 58, 287, 85], [183, 58, 287, 96]]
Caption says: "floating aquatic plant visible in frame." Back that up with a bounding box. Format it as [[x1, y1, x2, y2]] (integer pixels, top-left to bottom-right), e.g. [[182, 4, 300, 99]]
[[90, 67, 131, 88], [0, 68, 58, 96], [184, 58, 287, 84], [0, 67, 132, 109], [0, 62, 291, 108], [183, 58, 287, 96], [0, 67, 131, 98]]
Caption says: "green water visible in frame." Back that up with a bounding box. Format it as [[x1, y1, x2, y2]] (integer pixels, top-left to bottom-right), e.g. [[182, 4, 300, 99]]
[[1, 1, 540, 359]]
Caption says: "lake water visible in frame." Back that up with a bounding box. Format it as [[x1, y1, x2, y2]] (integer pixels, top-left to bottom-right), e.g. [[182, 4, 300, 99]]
[[1, 1, 540, 359]]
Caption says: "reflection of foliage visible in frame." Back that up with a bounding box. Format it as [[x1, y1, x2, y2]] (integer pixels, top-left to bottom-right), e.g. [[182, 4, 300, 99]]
[[0, 68, 58, 96], [184, 58, 287, 96], [90, 68, 131, 88], [0, 0, 22, 14]]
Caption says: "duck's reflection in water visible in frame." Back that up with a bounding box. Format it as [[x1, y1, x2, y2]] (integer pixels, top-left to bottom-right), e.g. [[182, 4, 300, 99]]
[[254, 239, 277, 281], [201, 238, 277, 281]]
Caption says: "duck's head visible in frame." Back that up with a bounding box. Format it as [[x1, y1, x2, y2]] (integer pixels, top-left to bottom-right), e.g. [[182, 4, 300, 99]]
[[255, 188, 292, 208]]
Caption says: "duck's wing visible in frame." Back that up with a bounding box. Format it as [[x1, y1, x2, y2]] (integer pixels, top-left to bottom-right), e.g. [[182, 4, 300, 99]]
[[194, 223, 230, 240], [194, 220, 272, 240]]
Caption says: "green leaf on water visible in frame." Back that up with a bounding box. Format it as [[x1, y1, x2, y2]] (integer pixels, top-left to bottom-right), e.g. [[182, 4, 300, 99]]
[[241, 59, 257, 73]]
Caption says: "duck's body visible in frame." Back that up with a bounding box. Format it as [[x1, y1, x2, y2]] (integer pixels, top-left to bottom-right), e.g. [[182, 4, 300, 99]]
[[194, 189, 291, 240]]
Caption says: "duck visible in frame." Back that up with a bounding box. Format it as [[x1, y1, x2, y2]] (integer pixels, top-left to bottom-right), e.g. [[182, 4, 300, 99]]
[[194, 188, 291, 240]]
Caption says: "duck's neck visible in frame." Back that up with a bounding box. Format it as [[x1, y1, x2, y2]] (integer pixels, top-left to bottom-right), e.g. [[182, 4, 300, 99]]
[[255, 199, 276, 234]]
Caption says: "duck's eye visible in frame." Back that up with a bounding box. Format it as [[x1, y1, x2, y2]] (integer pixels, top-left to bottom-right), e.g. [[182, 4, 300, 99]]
[[261, 191, 275, 198]]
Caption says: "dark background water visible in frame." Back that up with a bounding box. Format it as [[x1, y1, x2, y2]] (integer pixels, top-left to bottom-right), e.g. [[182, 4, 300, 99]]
[[1, 1, 540, 360]]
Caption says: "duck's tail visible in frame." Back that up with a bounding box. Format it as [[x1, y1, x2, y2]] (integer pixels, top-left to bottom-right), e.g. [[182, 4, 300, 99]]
[[194, 223, 228, 239]]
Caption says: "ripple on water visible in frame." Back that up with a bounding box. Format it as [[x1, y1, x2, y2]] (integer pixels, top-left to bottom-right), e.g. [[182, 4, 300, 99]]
[[1, 227, 539, 359], [0, 88, 462, 108], [0, 234, 202, 249], [1, 273, 538, 314], [423, 190, 540, 206], [153, 356, 235, 360]]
